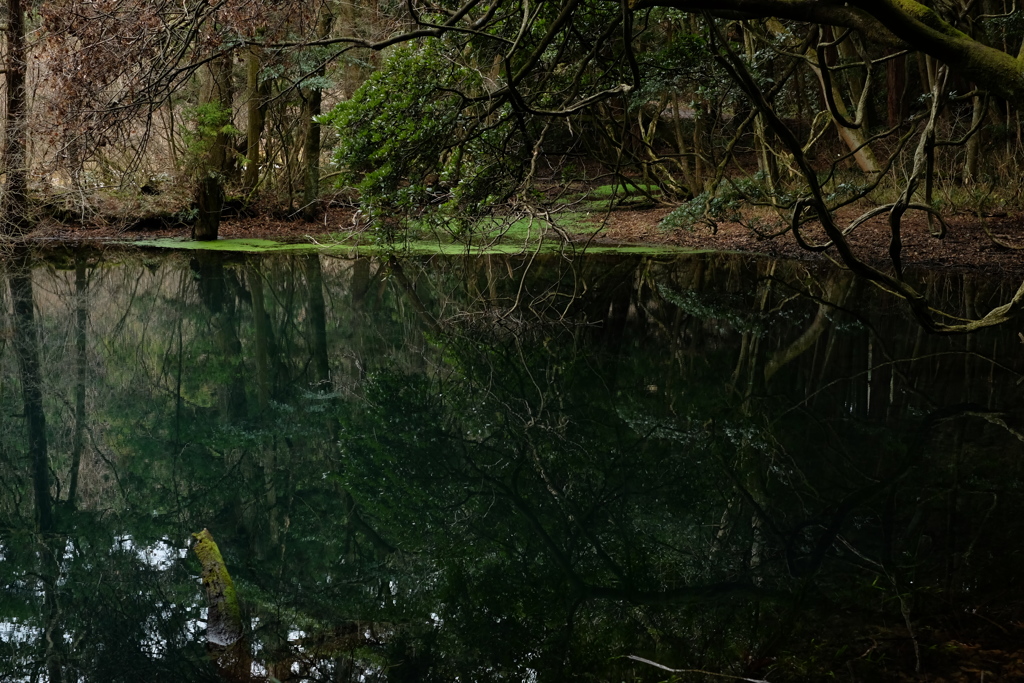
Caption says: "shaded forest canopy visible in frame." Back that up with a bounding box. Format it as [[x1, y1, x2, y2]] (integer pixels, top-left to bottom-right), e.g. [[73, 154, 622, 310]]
[[1, 1, 1024, 323]]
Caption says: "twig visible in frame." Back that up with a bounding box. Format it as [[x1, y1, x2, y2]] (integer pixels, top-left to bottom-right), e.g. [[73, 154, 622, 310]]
[[626, 655, 770, 682]]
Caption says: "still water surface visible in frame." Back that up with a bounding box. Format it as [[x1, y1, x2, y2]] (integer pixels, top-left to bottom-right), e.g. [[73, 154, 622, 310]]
[[1, 250, 1023, 681]]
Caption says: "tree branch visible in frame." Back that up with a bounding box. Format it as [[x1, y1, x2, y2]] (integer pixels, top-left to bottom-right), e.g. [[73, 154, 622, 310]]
[[634, 0, 1024, 105]]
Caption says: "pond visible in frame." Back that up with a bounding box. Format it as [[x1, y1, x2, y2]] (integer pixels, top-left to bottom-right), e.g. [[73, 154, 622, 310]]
[[1, 248, 1023, 681]]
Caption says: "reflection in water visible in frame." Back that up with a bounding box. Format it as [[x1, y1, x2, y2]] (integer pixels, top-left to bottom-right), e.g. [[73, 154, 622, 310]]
[[1, 251, 1024, 681]]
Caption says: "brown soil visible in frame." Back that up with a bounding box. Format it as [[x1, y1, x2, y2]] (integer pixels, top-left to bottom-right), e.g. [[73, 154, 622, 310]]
[[27, 203, 1024, 274], [594, 204, 1024, 275], [30, 207, 361, 245]]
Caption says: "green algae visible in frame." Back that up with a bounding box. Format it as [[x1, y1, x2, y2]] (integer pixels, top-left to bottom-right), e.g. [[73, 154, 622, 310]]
[[127, 235, 706, 257], [131, 237, 321, 252]]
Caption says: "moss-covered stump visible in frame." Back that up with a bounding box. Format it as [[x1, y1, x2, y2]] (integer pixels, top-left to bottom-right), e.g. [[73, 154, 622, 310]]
[[192, 528, 243, 647]]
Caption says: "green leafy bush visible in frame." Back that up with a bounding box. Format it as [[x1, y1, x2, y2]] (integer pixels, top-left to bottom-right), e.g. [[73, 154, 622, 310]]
[[319, 39, 527, 242], [181, 102, 239, 179]]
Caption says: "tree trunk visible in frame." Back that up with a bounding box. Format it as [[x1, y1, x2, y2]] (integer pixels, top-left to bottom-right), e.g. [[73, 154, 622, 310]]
[[745, 28, 778, 192], [67, 255, 88, 509], [9, 254, 51, 532], [303, 254, 331, 391], [192, 529, 251, 681], [963, 92, 984, 183], [670, 93, 697, 196], [836, 33, 870, 127], [808, 54, 880, 175], [4, 0, 30, 234], [887, 53, 908, 127], [249, 262, 271, 415], [301, 7, 336, 221], [242, 47, 269, 197], [194, 175, 225, 241], [192, 253, 247, 422], [193, 54, 234, 241], [764, 271, 853, 382], [338, 0, 365, 97]]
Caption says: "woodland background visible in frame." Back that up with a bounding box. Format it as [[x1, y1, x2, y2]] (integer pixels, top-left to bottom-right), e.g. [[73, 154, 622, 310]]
[[2, 0, 1024, 266]]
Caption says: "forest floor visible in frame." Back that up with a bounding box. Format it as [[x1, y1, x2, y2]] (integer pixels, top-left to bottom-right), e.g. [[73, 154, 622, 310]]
[[27, 200, 1024, 274], [598, 204, 1024, 272]]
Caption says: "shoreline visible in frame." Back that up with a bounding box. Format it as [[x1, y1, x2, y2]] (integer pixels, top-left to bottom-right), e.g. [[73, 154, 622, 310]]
[[13, 205, 1024, 275]]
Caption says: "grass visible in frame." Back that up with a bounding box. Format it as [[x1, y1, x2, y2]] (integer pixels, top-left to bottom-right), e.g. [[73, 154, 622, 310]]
[[561, 183, 665, 214], [582, 182, 662, 199]]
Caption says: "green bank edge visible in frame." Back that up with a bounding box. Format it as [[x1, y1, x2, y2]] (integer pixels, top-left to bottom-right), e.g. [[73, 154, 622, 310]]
[[127, 236, 716, 256]]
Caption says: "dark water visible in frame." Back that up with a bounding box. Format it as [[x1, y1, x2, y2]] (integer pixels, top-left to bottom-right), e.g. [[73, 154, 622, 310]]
[[1, 250, 1023, 681]]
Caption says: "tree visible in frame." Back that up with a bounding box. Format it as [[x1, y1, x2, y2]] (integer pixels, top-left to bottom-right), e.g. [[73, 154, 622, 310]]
[[8, 251, 52, 532], [3, 0, 30, 233], [191, 57, 236, 241], [36, 0, 349, 238]]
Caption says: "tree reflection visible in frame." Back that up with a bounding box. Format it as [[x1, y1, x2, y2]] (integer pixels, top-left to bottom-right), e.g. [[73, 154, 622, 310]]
[[1, 251, 1024, 681]]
